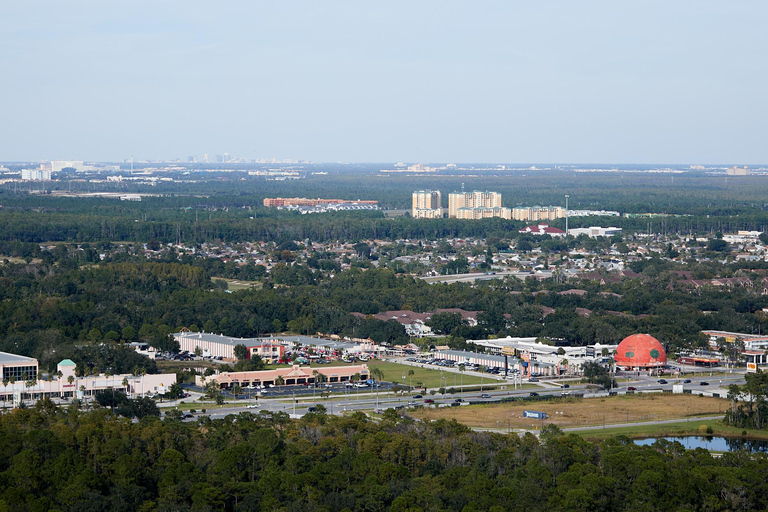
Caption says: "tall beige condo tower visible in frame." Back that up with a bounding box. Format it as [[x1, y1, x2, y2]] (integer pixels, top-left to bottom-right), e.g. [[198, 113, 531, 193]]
[[412, 190, 442, 218], [448, 191, 503, 218]]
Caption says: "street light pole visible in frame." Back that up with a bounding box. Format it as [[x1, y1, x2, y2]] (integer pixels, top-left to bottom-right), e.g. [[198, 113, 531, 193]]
[[565, 195, 569, 236]]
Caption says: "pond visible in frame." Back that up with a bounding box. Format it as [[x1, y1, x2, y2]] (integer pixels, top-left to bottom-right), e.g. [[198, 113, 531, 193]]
[[634, 436, 768, 453]]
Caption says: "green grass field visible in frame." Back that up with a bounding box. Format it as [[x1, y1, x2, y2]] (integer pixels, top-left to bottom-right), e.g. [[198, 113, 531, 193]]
[[211, 277, 261, 291], [367, 361, 491, 388]]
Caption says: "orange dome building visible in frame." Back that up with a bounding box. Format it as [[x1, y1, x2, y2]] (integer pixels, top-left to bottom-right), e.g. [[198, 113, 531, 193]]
[[615, 334, 667, 369]]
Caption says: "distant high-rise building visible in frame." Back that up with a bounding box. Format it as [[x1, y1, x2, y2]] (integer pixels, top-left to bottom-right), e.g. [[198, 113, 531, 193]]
[[216, 155, 223, 163], [51, 160, 84, 172], [455, 207, 511, 220], [511, 205, 566, 222], [203, 154, 209, 163], [21, 169, 52, 181], [448, 191, 503, 218], [412, 190, 442, 218], [727, 166, 749, 176]]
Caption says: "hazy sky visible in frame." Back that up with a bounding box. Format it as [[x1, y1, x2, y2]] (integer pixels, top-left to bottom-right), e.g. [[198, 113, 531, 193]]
[[1, 1, 766, 164]]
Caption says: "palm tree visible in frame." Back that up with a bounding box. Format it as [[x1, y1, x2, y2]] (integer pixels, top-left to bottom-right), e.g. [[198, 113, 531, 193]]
[[367, 367, 384, 409], [79, 385, 87, 409], [67, 375, 74, 399], [275, 375, 285, 387], [370, 367, 384, 386], [25, 376, 37, 403], [407, 369, 414, 390], [122, 377, 130, 399], [2, 378, 8, 409], [458, 364, 465, 389], [478, 365, 485, 392], [232, 383, 242, 403]]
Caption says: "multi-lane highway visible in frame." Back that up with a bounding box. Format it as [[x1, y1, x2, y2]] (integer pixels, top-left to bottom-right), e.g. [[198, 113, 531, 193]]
[[170, 369, 746, 422]]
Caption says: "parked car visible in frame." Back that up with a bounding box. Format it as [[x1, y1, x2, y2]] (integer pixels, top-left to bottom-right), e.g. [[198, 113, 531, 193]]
[[528, 377, 539, 382]]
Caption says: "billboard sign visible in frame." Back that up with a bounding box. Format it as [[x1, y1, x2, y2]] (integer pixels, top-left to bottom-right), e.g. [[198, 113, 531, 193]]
[[523, 410, 547, 420]]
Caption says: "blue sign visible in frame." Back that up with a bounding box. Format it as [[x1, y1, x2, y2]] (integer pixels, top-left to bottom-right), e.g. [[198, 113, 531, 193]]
[[524, 410, 547, 420]]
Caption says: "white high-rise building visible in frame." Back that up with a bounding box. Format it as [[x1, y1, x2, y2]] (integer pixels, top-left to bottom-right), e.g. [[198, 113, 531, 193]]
[[21, 169, 52, 181], [412, 190, 442, 218]]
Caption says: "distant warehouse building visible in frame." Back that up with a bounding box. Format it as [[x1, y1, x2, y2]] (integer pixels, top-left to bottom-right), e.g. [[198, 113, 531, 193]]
[[568, 226, 622, 238], [173, 331, 382, 361]]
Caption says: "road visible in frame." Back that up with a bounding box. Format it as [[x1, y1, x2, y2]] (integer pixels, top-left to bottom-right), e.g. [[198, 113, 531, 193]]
[[170, 369, 746, 423], [421, 271, 532, 285]]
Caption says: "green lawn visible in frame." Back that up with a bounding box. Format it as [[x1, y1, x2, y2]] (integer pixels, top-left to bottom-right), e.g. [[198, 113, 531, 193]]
[[367, 361, 491, 389], [211, 277, 261, 291]]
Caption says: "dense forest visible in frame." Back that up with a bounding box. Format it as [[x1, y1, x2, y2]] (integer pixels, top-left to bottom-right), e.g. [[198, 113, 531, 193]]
[[1, 404, 767, 512], [3, 249, 768, 374]]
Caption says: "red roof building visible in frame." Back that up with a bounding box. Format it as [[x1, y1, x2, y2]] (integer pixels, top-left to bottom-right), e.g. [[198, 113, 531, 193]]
[[519, 224, 566, 236]]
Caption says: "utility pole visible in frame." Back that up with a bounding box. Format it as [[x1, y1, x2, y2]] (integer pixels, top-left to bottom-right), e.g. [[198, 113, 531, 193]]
[[565, 195, 569, 236]]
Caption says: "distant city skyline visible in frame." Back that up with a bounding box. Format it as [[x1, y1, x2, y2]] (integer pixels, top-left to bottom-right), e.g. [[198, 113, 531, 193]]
[[2, 1, 767, 164]]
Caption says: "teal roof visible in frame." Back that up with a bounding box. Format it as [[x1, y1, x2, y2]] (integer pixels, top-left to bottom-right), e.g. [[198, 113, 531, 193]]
[[58, 359, 76, 366]]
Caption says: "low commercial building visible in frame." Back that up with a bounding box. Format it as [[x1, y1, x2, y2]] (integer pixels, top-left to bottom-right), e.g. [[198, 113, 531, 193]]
[[197, 364, 370, 389], [467, 337, 616, 375], [519, 224, 566, 236], [0, 351, 38, 383], [173, 331, 382, 361], [701, 330, 768, 351], [568, 226, 622, 238], [264, 197, 378, 207], [0, 351, 176, 406], [743, 351, 768, 373]]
